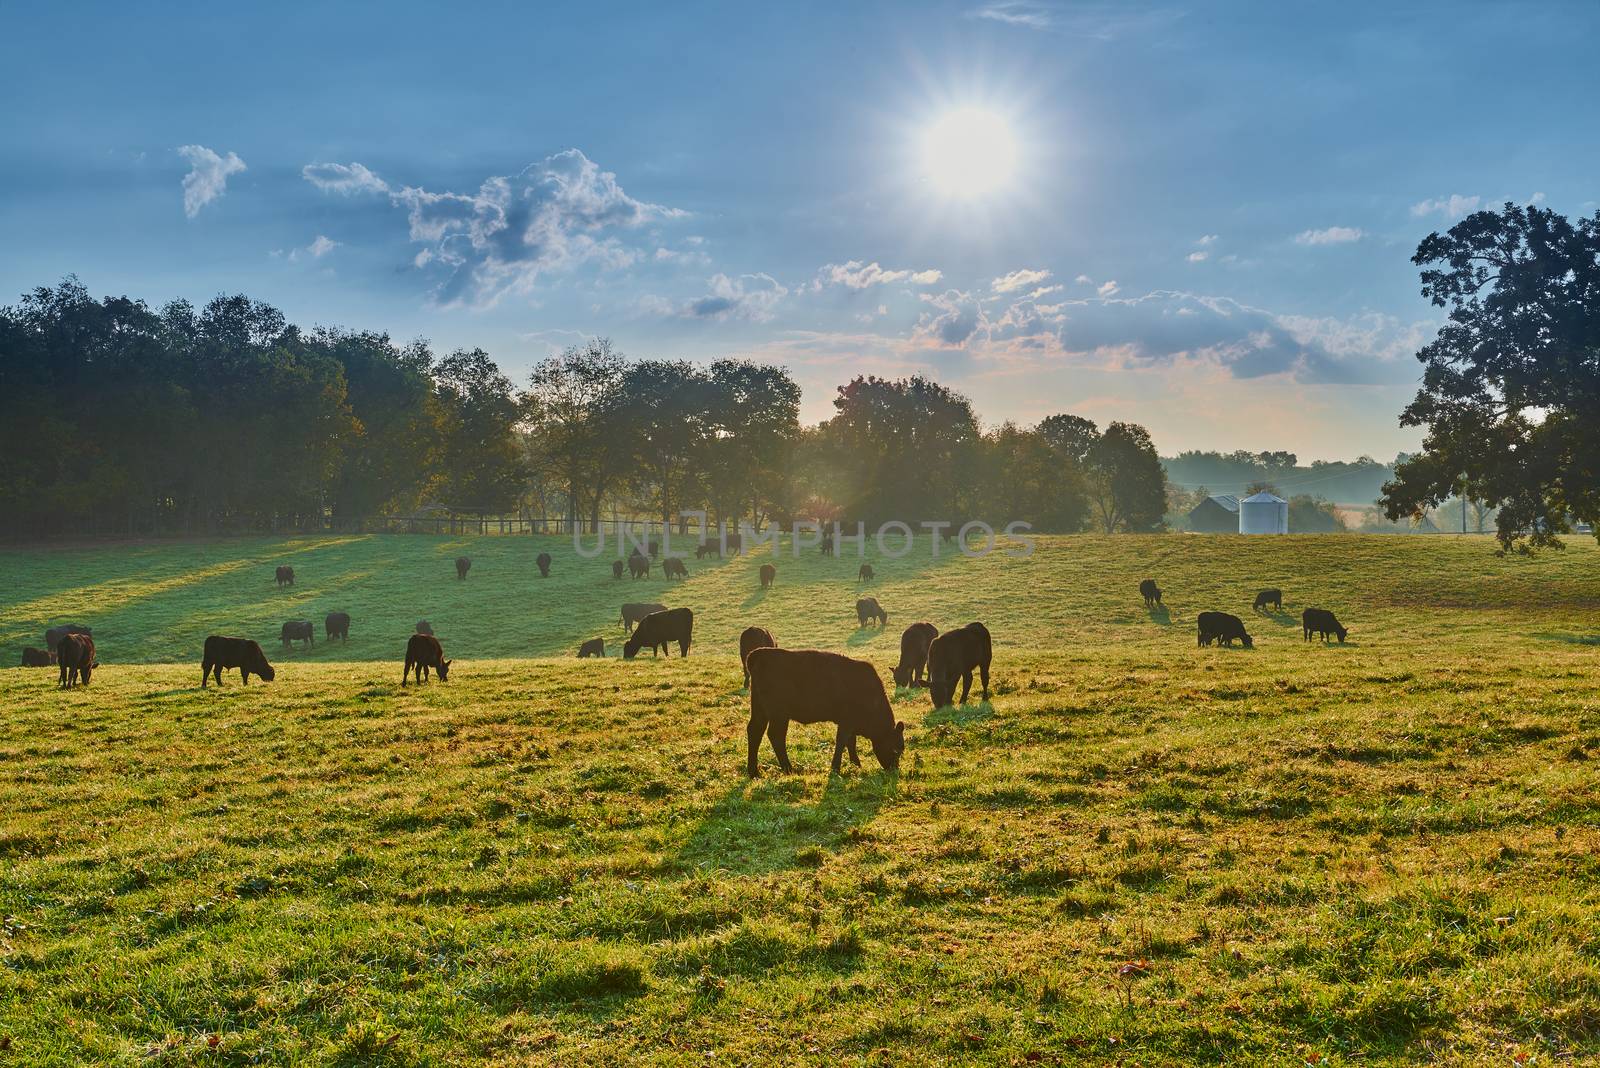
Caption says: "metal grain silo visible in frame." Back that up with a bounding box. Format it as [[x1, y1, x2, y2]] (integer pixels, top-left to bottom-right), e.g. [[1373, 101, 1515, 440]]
[[1238, 491, 1288, 534]]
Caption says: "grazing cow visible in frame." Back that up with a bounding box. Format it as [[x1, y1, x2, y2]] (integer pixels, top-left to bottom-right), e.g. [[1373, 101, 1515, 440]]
[[1254, 588, 1283, 612], [927, 622, 992, 708], [281, 620, 315, 649], [739, 625, 776, 688], [628, 552, 651, 579], [44, 624, 91, 653], [612, 559, 625, 579], [760, 563, 777, 589], [858, 563, 875, 583], [415, 620, 433, 636], [623, 607, 694, 659], [663, 557, 688, 579], [745, 648, 906, 776], [455, 556, 471, 580], [820, 533, 835, 556], [620, 602, 667, 634], [725, 532, 743, 556], [1302, 608, 1348, 643], [21, 647, 55, 667], [325, 611, 351, 642], [1197, 611, 1253, 648], [57, 632, 96, 688], [275, 565, 295, 588], [536, 552, 552, 578], [892, 622, 939, 688], [202, 636, 276, 686], [695, 541, 720, 559], [855, 597, 888, 627], [1139, 579, 1162, 608], [403, 633, 451, 684], [578, 638, 606, 658]]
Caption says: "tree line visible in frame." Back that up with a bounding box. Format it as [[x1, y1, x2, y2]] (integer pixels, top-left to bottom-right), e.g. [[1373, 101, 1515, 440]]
[[0, 278, 1167, 539]]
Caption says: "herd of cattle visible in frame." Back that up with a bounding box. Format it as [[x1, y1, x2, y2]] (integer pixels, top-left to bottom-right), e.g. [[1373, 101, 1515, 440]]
[[19, 544, 1349, 775]]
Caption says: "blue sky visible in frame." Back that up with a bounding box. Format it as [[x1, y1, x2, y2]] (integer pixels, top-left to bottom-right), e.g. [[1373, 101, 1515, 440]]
[[3, 1, 1595, 459]]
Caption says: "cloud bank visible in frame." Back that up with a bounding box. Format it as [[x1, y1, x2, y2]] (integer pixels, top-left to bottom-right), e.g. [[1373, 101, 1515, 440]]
[[178, 145, 246, 218]]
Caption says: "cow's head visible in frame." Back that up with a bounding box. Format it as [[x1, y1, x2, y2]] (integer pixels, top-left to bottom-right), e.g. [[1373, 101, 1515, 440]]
[[874, 721, 907, 770], [1240, 633, 1254, 649], [891, 664, 911, 688], [1335, 624, 1348, 643], [258, 662, 277, 682], [928, 672, 955, 710], [437, 658, 452, 681]]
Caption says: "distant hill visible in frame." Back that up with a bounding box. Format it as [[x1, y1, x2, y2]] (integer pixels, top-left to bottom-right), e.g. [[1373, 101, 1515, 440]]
[[1161, 451, 1397, 507]]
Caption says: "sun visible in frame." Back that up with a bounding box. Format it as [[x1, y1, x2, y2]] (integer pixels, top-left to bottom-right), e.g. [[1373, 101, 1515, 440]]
[[921, 107, 1018, 198]]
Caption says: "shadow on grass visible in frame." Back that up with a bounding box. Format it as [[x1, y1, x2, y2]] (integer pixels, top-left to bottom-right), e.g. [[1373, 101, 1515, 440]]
[[1146, 605, 1172, 626], [1535, 631, 1600, 646], [845, 625, 887, 647], [925, 700, 993, 726], [741, 586, 769, 610], [671, 771, 896, 875], [1259, 609, 1298, 627]]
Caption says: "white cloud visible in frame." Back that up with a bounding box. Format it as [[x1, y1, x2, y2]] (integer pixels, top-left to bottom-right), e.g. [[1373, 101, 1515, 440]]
[[301, 161, 390, 196], [1196, 234, 1219, 246], [286, 234, 340, 262], [305, 149, 681, 306], [1097, 280, 1120, 296], [1074, 274, 1094, 285], [814, 260, 943, 290], [914, 289, 986, 347], [1187, 251, 1209, 263], [1529, 191, 1546, 205], [991, 268, 1051, 293], [1410, 194, 1479, 220], [1295, 226, 1365, 246], [650, 273, 790, 322], [178, 145, 246, 218]]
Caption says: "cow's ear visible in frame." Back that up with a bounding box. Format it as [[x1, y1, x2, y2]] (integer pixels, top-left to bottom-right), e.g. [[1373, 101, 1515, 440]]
[[896, 721, 906, 736], [444, 659, 453, 666]]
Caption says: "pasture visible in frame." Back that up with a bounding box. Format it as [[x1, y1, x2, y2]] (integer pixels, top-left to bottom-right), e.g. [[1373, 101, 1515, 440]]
[[2, 533, 1599, 1064]]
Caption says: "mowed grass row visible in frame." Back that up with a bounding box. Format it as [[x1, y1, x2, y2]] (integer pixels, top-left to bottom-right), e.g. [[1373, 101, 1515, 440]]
[[3, 532, 1598, 666], [0, 535, 1598, 1064]]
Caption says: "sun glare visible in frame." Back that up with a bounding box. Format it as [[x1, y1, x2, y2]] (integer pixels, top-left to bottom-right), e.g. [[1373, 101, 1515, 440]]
[[921, 107, 1018, 198]]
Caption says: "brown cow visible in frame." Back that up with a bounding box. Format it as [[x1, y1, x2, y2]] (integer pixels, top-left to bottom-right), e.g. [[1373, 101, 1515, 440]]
[[578, 638, 606, 658], [281, 620, 314, 649], [927, 622, 992, 708], [628, 552, 650, 579], [403, 633, 451, 684], [759, 563, 776, 589], [325, 612, 351, 641], [892, 622, 939, 688], [21, 647, 55, 667], [415, 620, 434, 636], [536, 552, 552, 578], [57, 632, 96, 688], [745, 647, 906, 776], [612, 559, 625, 579], [623, 607, 693, 659], [738, 625, 776, 687], [663, 557, 688, 579], [455, 556, 471, 580], [202, 636, 276, 686], [275, 565, 295, 588], [858, 563, 875, 583], [855, 597, 888, 627], [620, 602, 667, 634], [44, 624, 90, 652]]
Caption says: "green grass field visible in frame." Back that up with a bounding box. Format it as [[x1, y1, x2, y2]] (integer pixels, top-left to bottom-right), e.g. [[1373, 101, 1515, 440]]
[[2, 533, 1599, 1065]]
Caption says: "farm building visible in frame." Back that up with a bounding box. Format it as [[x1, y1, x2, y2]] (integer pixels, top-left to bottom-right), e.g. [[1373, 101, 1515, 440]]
[[1240, 491, 1289, 534], [1187, 494, 1240, 533]]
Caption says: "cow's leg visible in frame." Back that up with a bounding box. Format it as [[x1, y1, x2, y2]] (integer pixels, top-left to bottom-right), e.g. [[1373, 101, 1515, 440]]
[[680, 639, 690, 658], [847, 734, 861, 767], [767, 720, 793, 772], [831, 725, 851, 775], [402, 659, 411, 685], [959, 670, 973, 704], [747, 713, 766, 776], [201, 661, 210, 687], [979, 660, 990, 700]]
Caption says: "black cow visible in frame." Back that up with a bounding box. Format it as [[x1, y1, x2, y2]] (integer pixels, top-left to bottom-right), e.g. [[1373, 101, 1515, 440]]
[[612, 559, 625, 579], [536, 552, 552, 578], [725, 532, 743, 555], [21, 647, 55, 667], [695, 541, 720, 559], [1302, 608, 1348, 643], [739, 625, 776, 688], [760, 563, 777, 589], [628, 552, 651, 579], [892, 622, 939, 688], [858, 563, 875, 583], [663, 557, 688, 579], [325, 611, 351, 641], [403, 633, 451, 684], [275, 565, 295, 588], [44, 624, 90, 653], [57, 632, 96, 688], [1198, 611, 1253, 648], [202, 636, 275, 686], [820, 533, 835, 556], [623, 607, 694, 659], [455, 556, 471, 580], [1139, 579, 1162, 608], [620, 602, 667, 634], [281, 620, 315, 649], [578, 638, 606, 658], [415, 620, 434, 636], [855, 597, 888, 628], [1254, 588, 1282, 612], [927, 622, 991, 708], [745, 648, 906, 776]]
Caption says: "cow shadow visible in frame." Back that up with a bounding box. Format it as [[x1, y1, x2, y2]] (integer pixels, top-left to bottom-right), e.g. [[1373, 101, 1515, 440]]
[[1146, 605, 1172, 625], [845, 626, 887, 647], [670, 771, 896, 875], [1257, 608, 1298, 627], [741, 587, 769, 610], [926, 700, 993, 726], [1535, 632, 1600, 646]]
